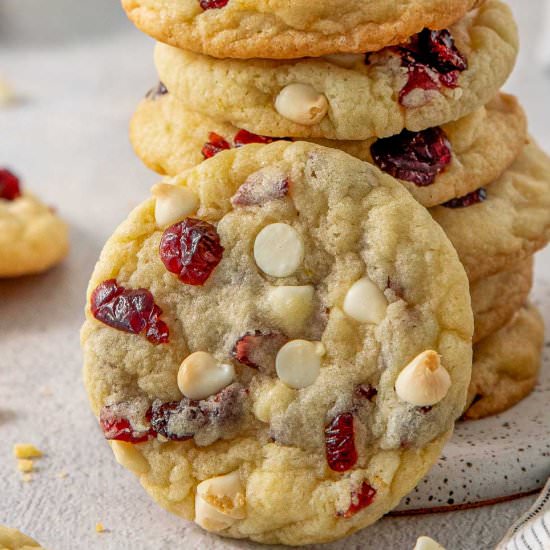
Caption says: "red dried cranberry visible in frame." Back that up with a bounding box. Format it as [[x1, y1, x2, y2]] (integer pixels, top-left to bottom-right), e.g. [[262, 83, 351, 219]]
[[232, 331, 288, 371], [342, 482, 377, 518], [233, 129, 276, 147], [325, 413, 358, 472], [199, 0, 228, 9], [91, 280, 169, 344], [397, 28, 467, 105], [150, 383, 247, 441], [201, 132, 231, 159], [231, 172, 290, 207], [355, 384, 378, 401], [418, 405, 433, 414], [371, 127, 452, 186], [418, 29, 468, 73], [0, 169, 22, 201], [443, 187, 487, 208], [146, 82, 168, 100], [99, 404, 154, 443], [159, 218, 224, 285]]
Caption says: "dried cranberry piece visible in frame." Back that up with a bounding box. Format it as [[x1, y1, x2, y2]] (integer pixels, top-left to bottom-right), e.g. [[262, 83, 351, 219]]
[[233, 129, 276, 147], [150, 383, 247, 441], [398, 63, 440, 106], [232, 331, 288, 371], [91, 280, 169, 344], [355, 384, 378, 401], [99, 403, 154, 443], [371, 127, 452, 186], [443, 187, 487, 208], [159, 218, 224, 285], [199, 0, 228, 10], [325, 413, 358, 472], [418, 29, 468, 73], [0, 169, 22, 201], [146, 82, 168, 100], [231, 170, 290, 207], [201, 132, 231, 159], [342, 482, 377, 518]]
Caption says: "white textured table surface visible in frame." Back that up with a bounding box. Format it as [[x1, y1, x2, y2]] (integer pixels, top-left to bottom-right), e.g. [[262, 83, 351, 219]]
[[0, 1, 549, 549]]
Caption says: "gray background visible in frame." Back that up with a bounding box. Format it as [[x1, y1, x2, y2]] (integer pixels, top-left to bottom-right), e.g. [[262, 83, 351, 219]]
[[0, 1, 548, 548]]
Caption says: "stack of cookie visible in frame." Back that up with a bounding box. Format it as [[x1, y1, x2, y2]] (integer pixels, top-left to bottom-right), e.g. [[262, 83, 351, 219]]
[[81, 0, 549, 545], [124, 0, 550, 420]]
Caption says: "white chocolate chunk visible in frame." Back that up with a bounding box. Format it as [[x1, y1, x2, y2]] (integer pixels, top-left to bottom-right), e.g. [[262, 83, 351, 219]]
[[195, 471, 246, 532], [275, 83, 329, 125], [323, 53, 364, 68], [111, 441, 150, 475], [254, 223, 304, 278], [151, 182, 198, 227], [178, 352, 235, 400], [266, 285, 314, 334], [395, 351, 451, 407], [343, 276, 388, 324], [414, 536, 446, 550], [276, 340, 325, 389]]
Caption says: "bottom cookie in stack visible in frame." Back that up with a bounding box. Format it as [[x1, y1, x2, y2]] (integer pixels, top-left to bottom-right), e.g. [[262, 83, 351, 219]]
[[465, 303, 544, 420], [0, 525, 43, 550]]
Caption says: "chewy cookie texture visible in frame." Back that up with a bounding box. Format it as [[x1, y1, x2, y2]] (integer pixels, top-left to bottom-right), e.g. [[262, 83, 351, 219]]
[[82, 142, 473, 545]]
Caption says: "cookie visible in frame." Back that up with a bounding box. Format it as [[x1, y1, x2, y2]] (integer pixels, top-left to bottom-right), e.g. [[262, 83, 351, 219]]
[[131, 89, 526, 208], [471, 258, 533, 344], [81, 142, 473, 545], [0, 170, 69, 278], [154, 0, 518, 140], [432, 141, 550, 283], [465, 304, 544, 420], [0, 526, 42, 550], [122, 0, 479, 60]]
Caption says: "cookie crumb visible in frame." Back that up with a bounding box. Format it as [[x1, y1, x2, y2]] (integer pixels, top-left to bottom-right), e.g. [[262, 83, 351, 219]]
[[0, 77, 15, 105], [22, 473, 33, 483], [95, 523, 106, 533], [17, 459, 34, 473], [56, 470, 69, 479], [13, 443, 43, 459]]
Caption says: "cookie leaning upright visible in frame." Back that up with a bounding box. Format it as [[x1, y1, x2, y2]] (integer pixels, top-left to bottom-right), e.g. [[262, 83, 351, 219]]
[[154, 0, 518, 140], [81, 143, 473, 545], [0, 169, 68, 278]]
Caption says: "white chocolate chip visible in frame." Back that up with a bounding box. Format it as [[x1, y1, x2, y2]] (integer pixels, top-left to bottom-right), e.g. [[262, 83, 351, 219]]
[[177, 351, 235, 400], [275, 83, 329, 125], [151, 183, 198, 227], [266, 285, 314, 334], [111, 441, 150, 475], [414, 536, 446, 550], [195, 471, 246, 531], [276, 340, 325, 389], [323, 53, 364, 68], [254, 223, 304, 278], [395, 351, 451, 407], [343, 276, 388, 324]]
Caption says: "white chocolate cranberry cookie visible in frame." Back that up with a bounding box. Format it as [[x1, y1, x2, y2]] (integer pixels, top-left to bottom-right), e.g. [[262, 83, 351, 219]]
[[0, 169, 69, 278], [122, 0, 479, 59], [465, 303, 544, 420], [432, 141, 550, 283], [0, 526, 43, 550], [131, 88, 526, 208], [470, 258, 533, 344], [81, 142, 473, 545], [155, 1, 518, 140]]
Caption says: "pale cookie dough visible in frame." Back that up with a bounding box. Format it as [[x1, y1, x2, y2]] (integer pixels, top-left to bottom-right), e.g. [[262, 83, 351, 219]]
[[154, 0, 518, 140], [432, 141, 550, 283], [0, 526, 43, 550], [465, 303, 544, 420], [81, 142, 473, 545], [470, 258, 533, 344], [131, 89, 526, 208], [0, 173, 69, 278], [122, 0, 479, 59]]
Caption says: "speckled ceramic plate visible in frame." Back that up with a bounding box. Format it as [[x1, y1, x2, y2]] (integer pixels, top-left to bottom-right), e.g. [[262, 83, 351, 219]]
[[394, 274, 550, 513]]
